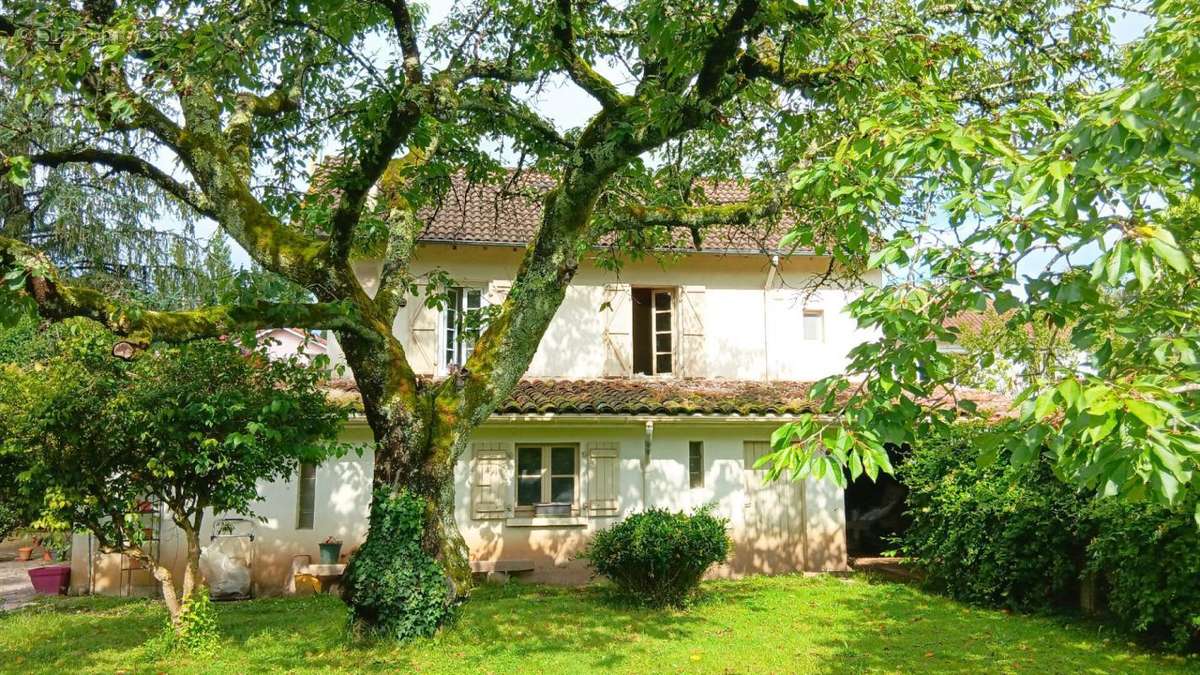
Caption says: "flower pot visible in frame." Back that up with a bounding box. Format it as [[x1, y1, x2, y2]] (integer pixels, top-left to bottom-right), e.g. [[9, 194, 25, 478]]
[[535, 502, 571, 517], [16, 546, 33, 562], [318, 542, 342, 565], [42, 549, 54, 562], [28, 565, 71, 595], [142, 526, 155, 541]]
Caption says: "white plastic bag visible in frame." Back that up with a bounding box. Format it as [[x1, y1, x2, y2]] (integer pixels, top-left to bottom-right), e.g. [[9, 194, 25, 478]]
[[199, 544, 251, 598]]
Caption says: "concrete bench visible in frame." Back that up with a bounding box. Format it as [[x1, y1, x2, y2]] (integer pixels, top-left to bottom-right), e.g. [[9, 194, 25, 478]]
[[287, 555, 347, 595]]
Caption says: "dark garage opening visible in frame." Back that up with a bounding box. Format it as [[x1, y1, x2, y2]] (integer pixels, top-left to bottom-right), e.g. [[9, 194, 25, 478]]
[[844, 463, 910, 557]]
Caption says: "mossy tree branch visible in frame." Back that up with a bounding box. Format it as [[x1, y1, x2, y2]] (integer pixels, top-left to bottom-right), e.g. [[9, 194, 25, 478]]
[[0, 235, 372, 349], [548, 0, 628, 109]]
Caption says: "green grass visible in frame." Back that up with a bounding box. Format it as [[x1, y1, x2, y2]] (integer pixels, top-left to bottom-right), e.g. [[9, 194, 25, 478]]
[[1, 575, 1196, 674]]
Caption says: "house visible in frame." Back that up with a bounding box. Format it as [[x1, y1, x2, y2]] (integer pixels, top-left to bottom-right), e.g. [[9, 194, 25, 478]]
[[71, 175, 887, 596]]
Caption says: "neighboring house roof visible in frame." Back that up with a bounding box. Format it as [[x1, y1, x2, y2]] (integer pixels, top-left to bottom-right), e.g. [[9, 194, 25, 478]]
[[324, 377, 1010, 418]]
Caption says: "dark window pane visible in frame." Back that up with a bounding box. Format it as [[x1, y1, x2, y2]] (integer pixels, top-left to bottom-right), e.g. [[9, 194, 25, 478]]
[[656, 353, 672, 373], [655, 333, 672, 353], [518, 447, 542, 475], [551, 447, 574, 475], [518, 477, 541, 506], [466, 289, 482, 309], [689, 442, 703, 488], [654, 291, 671, 310], [297, 463, 317, 529], [655, 310, 671, 331], [550, 477, 575, 503]]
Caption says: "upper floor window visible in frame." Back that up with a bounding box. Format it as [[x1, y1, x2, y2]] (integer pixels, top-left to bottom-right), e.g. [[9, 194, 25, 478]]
[[802, 309, 824, 342], [632, 287, 673, 375], [443, 287, 482, 371]]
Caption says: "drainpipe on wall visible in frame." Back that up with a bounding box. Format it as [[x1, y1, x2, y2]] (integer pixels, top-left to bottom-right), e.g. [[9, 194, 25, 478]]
[[642, 420, 654, 511]]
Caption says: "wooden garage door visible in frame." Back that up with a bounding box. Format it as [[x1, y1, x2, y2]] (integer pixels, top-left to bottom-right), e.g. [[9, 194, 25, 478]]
[[739, 441, 806, 574]]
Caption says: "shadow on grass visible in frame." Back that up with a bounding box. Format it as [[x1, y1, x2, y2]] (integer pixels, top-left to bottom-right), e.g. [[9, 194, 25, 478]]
[[806, 574, 1194, 675]]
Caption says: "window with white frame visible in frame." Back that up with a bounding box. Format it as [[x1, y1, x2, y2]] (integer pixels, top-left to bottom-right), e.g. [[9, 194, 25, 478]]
[[296, 462, 316, 530], [515, 444, 579, 513], [802, 309, 824, 342], [443, 287, 482, 371], [632, 287, 674, 375]]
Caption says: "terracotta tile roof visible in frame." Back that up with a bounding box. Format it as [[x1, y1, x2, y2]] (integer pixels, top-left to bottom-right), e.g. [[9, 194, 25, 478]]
[[413, 173, 788, 254], [312, 161, 790, 254], [325, 377, 1010, 418]]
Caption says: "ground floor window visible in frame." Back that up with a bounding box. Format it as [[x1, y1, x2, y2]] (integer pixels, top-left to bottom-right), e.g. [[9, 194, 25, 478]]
[[516, 444, 579, 514], [296, 462, 316, 530]]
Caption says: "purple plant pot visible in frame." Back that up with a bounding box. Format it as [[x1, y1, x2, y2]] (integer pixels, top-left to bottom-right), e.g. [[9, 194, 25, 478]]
[[28, 565, 71, 595]]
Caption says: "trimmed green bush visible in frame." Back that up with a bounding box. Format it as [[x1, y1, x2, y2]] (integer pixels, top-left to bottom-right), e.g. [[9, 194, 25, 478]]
[[1084, 494, 1200, 652], [897, 422, 1089, 611], [341, 488, 454, 640], [585, 506, 730, 608]]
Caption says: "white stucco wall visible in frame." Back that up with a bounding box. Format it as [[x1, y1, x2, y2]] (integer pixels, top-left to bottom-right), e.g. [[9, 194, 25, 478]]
[[73, 419, 847, 595]]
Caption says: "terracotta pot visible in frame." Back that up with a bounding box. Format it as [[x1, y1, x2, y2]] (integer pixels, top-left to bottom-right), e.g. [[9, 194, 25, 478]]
[[16, 546, 33, 562], [42, 549, 53, 562], [142, 526, 155, 541], [28, 565, 71, 595]]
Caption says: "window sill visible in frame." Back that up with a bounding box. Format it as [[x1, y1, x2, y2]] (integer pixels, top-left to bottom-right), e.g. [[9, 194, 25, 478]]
[[505, 516, 588, 528]]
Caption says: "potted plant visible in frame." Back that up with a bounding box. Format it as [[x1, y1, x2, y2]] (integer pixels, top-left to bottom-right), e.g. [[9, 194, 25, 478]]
[[318, 536, 342, 565], [42, 532, 70, 562]]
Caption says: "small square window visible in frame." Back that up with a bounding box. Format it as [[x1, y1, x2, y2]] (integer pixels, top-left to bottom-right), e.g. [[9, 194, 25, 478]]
[[802, 310, 824, 341], [688, 442, 704, 489]]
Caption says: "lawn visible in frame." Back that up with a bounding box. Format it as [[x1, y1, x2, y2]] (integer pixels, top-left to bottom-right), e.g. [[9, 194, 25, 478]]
[[1, 575, 1196, 674]]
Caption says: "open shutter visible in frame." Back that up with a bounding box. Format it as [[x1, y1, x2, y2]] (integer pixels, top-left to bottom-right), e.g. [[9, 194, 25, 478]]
[[408, 286, 438, 375], [485, 279, 512, 307], [601, 283, 632, 377], [586, 442, 620, 516], [471, 442, 512, 520], [678, 285, 706, 378]]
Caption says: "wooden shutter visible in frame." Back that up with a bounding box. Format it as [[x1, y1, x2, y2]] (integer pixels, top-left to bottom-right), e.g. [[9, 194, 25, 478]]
[[678, 285, 706, 378], [485, 279, 511, 307], [601, 283, 632, 377], [407, 286, 438, 375], [586, 442, 620, 516], [471, 442, 512, 520]]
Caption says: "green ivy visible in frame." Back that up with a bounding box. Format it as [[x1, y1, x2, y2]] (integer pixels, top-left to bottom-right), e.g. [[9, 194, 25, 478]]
[[171, 588, 220, 653], [341, 488, 454, 640], [584, 506, 730, 608]]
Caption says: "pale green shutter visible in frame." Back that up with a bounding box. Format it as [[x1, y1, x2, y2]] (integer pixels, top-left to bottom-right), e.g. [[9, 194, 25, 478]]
[[586, 442, 620, 516], [472, 442, 511, 519], [408, 285, 438, 375]]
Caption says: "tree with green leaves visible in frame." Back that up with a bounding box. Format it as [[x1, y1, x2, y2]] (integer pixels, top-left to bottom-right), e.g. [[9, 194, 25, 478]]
[[0, 0, 1154, 632], [0, 327, 346, 627], [767, 0, 1200, 523]]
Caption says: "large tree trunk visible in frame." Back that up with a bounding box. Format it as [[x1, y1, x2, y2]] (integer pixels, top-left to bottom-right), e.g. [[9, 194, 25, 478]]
[[336, 330, 475, 598]]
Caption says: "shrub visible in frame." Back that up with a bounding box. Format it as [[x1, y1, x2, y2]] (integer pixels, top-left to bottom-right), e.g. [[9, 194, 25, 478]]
[[1084, 494, 1200, 652], [585, 506, 730, 608], [897, 422, 1088, 611], [342, 488, 454, 640]]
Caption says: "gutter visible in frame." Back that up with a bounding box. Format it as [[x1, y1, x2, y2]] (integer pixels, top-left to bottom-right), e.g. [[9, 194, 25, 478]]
[[642, 420, 654, 511], [342, 412, 830, 429]]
